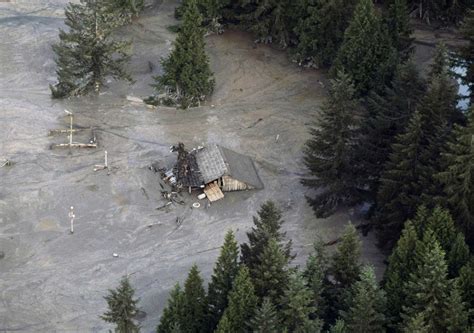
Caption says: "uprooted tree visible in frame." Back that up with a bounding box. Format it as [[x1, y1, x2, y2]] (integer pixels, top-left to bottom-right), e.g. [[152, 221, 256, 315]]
[[146, 0, 215, 109], [50, 0, 132, 99]]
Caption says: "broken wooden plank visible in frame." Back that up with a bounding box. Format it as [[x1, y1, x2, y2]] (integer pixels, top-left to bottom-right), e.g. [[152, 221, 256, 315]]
[[48, 129, 82, 136], [204, 183, 224, 202], [53, 143, 97, 149]]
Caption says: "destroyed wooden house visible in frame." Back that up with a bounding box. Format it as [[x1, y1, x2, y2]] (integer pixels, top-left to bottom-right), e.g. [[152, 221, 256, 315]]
[[175, 144, 264, 202]]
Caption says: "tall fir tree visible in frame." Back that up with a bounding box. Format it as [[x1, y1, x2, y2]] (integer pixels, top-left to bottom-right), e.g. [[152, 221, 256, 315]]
[[250, 298, 280, 333], [437, 108, 474, 246], [303, 241, 329, 318], [181, 265, 208, 333], [400, 231, 452, 333], [332, 0, 396, 95], [50, 0, 132, 98], [458, 258, 474, 327], [342, 266, 386, 333], [329, 319, 348, 333], [207, 230, 240, 331], [330, 223, 362, 289], [384, 0, 413, 60], [252, 237, 290, 305], [106, 0, 144, 21], [444, 279, 469, 333], [101, 276, 140, 333], [156, 284, 184, 333], [149, 0, 214, 108], [401, 313, 430, 333], [241, 201, 292, 277], [383, 221, 418, 328], [301, 71, 363, 217], [215, 266, 258, 333], [459, 9, 474, 104], [293, 0, 357, 67], [280, 272, 320, 332], [358, 60, 426, 200]]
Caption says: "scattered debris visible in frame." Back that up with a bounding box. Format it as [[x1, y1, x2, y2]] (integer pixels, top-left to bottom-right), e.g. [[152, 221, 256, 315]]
[[126, 95, 144, 104], [141, 187, 149, 200], [1, 159, 12, 168], [68, 206, 75, 234], [156, 202, 172, 211], [192, 202, 201, 209], [51, 111, 97, 149], [247, 118, 263, 129], [275, 134, 280, 142], [197, 193, 206, 200], [94, 151, 108, 172], [112, 253, 119, 258]]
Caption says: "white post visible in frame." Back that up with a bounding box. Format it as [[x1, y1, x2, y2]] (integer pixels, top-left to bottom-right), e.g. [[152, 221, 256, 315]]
[[69, 115, 73, 145], [69, 206, 75, 234], [104, 150, 108, 168]]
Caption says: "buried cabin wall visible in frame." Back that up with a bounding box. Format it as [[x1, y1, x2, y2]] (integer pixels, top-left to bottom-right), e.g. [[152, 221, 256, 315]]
[[221, 175, 252, 191]]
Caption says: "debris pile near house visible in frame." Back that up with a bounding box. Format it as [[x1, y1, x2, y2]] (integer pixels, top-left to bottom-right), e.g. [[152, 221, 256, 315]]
[[162, 142, 263, 202]]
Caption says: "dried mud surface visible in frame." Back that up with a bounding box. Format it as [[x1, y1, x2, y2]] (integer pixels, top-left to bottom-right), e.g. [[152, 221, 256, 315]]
[[0, 1, 385, 332]]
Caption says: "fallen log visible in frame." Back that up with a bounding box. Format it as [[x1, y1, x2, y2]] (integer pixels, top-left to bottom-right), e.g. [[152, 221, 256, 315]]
[[53, 143, 97, 149]]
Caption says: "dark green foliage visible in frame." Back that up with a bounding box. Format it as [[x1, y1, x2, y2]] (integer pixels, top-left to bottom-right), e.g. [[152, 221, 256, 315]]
[[458, 259, 474, 326], [293, 0, 357, 67], [149, 0, 214, 108], [429, 43, 449, 79], [383, 221, 418, 327], [384, 0, 413, 60], [252, 237, 290, 305], [215, 266, 257, 333], [332, 0, 396, 96], [342, 266, 386, 333], [301, 72, 363, 217], [101, 276, 140, 333], [459, 9, 474, 104], [303, 241, 329, 318], [401, 313, 430, 333], [358, 60, 426, 199], [107, 0, 144, 20], [330, 223, 361, 288], [250, 298, 280, 333], [400, 231, 451, 333], [328, 319, 347, 333], [444, 280, 469, 333], [437, 109, 474, 245], [181, 265, 208, 333], [156, 284, 184, 333], [281, 272, 320, 332], [50, 0, 132, 98], [207, 230, 240, 331], [241, 201, 292, 276]]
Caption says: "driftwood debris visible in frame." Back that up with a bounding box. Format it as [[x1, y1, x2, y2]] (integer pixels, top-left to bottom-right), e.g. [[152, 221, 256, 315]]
[[1, 159, 12, 168], [51, 111, 97, 149], [94, 151, 108, 171]]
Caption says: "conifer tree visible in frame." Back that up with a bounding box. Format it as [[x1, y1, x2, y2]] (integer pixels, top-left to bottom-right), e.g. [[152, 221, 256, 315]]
[[401, 313, 429, 333], [250, 298, 280, 333], [181, 265, 208, 333], [303, 241, 328, 318], [342, 266, 386, 333], [156, 284, 184, 333], [107, 0, 144, 20], [301, 71, 363, 217], [384, 0, 413, 60], [458, 259, 474, 326], [330, 223, 361, 288], [252, 237, 290, 304], [280, 272, 320, 332], [437, 109, 474, 245], [459, 9, 474, 103], [241, 201, 292, 275], [358, 60, 426, 199], [51, 0, 132, 98], [101, 276, 140, 333], [215, 266, 258, 333], [293, 0, 357, 67], [400, 231, 451, 332], [207, 230, 240, 331], [444, 280, 469, 333], [383, 221, 418, 327], [429, 43, 449, 79], [332, 0, 396, 95], [329, 319, 347, 333], [149, 0, 214, 108]]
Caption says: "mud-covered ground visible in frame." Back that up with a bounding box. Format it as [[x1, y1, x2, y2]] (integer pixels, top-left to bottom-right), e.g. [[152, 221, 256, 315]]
[[0, 1, 387, 332]]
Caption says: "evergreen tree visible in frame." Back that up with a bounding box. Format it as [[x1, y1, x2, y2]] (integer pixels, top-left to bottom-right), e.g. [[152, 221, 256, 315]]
[[330, 223, 361, 288], [384, 0, 413, 60], [101, 276, 140, 333], [328, 319, 347, 333], [149, 0, 214, 108], [429, 43, 449, 79], [250, 298, 280, 333], [215, 266, 258, 333], [358, 60, 426, 199], [241, 201, 292, 275], [293, 0, 357, 67], [207, 230, 240, 331], [383, 221, 418, 327], [375, 111, 427, 245], [156, 284, 184, 333], [400, 231, 451, 333], [301, 71, 363, 217], [181, 265, 208, 333], [280, 272, 320, 332], [252, 237, 290, 304], [50, 0, 132, 98], [332, 0, 396, 95], [458, 259, 474, 326], [342, 266, 386, 333], [401, 313, 429, 333], [444, 280, 469, 333], [459, 9, 474, 104], [303, 241, 328, 318], [437, 109, 474, 245], [107, 0, 144, 20]]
